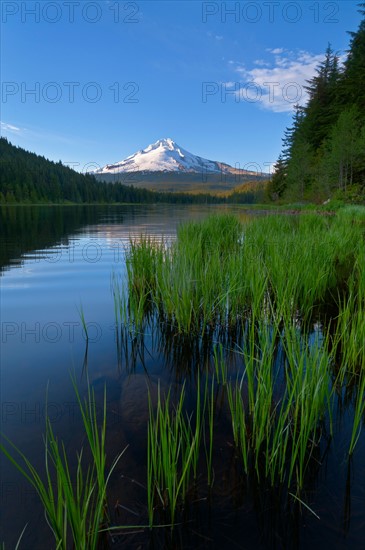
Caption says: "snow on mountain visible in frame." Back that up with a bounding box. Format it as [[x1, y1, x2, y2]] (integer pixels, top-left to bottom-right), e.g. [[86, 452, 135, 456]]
[[94, 138, 237, 175]]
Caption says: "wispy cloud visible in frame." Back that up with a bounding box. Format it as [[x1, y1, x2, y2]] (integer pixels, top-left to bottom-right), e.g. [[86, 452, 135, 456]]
[[0, 121, 98, 149], [1, 121, 22, 133], [207, 32, 224, 41], [254, 59, 270, 67], [267, 47, 285, 55], [228, 49, 326, 113]]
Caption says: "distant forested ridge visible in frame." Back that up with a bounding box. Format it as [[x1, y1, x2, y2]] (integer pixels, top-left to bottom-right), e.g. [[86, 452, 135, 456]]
[[0, 138, 267, 205], [269, 4, 365, 203], [0, 138, 225, 205], [0, 138, 269, 205]]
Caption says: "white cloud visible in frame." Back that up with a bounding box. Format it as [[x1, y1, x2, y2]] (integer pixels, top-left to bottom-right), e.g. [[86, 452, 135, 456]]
[[267, 47, 285, 55], [1, 121, 21, 133], [228, 49, 326, 113], [215, 35, 223, 40], [254, 59, 270, 67]]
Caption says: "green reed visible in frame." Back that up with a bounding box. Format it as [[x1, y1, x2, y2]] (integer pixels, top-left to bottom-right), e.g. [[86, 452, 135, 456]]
[[77, 303, 89, 341], [348, 370, 365, 455], [213, 344, 228, 385], [335, 241, 365, 380], [283, 323, 333, 488], [125, 207, 365, 496], [124, 210, 363, 335], [0, 378, 127, 549], [225, 318, 334, 489], [147, 374, 216, 526], [226, 379, 249, 473], [0, 525, 28, 550], [205, 376, 215, 487], [147, 383, 196, 527]]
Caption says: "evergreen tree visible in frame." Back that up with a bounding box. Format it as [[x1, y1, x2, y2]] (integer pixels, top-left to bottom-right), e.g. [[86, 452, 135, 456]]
[[282, 104, 306, 162], [301, 44, 342, 150], [267, 154, 287, 199], [320, 106, 365, 191], [280, 105, 314, 198], [285, 139, 314, 199], [276, 6, 365, 202], [340, 3, 365, 113]]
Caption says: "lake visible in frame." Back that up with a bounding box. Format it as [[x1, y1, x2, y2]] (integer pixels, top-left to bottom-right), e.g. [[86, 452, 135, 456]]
[[0, 205, 364, 549]]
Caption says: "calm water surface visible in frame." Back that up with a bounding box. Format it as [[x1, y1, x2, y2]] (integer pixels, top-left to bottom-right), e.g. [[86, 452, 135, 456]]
[[0, 205, 364, 549]]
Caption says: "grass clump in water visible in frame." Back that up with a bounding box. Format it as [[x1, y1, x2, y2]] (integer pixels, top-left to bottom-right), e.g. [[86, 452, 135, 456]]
[[147, 383, 196, 527], [124, 210, 364, 335], [147, 376, 216, 528], [0, 377, 127, 549], [125, 208, 365, 512], [225, 319, 333, 489]]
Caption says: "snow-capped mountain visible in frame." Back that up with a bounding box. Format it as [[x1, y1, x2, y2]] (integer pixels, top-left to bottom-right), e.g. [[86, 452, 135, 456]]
[[94, 138, 251, 175]]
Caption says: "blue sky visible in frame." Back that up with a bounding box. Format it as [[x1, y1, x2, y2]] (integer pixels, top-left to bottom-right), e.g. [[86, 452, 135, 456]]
[[0, 1, 362, 174]]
